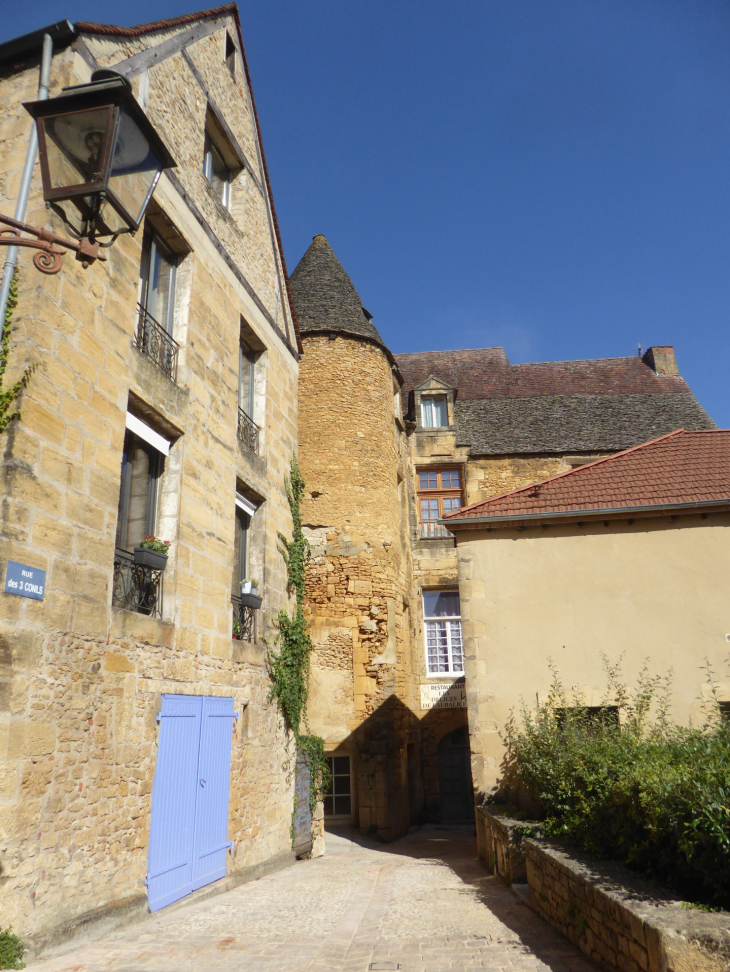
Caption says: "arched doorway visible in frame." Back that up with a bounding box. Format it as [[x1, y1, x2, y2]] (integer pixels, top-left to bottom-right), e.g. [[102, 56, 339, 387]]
[[437, 727, 474, 822]]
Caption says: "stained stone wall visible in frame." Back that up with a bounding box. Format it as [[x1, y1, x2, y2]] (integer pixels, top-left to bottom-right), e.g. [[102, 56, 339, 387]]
[[0, 15, 298, 944], [299, 333, 418, 840]]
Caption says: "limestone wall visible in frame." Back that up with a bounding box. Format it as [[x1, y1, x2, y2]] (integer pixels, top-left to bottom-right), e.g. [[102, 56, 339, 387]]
[[525, 839, 730, 972], [0, 19, 298, 942], [298, 333, 417, 838]]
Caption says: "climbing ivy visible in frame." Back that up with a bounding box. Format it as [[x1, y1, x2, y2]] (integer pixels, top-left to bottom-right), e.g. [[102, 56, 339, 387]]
[[267, 458, 330, 824], [0, 273, 32, 434]]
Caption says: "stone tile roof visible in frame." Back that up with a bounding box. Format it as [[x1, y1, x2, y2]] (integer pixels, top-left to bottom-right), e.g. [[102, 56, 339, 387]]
[[396, 346, 714, 455], [455, 392, 716, 456], [446, 429, 730, 523], [289, 236, 388, 349], [396, 348, 691, 400]]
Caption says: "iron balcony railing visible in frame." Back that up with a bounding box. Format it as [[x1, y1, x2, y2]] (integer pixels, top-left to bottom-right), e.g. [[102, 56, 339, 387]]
[[112, 548, 164, 618], [135, 303, 180, 382], [419, 521, 455, 540], [237, 406, 260, 455], [231, 594, 255, 642]]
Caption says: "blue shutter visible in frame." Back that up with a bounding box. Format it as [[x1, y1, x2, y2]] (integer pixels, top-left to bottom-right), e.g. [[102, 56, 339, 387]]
[[191, 696, 234, 891], [147, 695, 202, 912]]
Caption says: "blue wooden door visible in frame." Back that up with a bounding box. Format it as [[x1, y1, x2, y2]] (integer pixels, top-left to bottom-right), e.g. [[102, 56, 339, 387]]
[[192, 696, 235, 890], [147, 696, 201, 912], [147, 695, 235, 912]]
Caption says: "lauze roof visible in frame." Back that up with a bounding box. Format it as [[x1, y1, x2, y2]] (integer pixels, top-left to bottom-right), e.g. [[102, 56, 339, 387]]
[[395, 347, 715, 455], [445, 429, 730, 525]]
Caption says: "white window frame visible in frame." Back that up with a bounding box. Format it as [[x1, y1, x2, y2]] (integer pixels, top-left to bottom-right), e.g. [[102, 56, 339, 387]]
[[423, 591, 464, 676], [420, 395, 448, 428], [203, 134, 232, 209]]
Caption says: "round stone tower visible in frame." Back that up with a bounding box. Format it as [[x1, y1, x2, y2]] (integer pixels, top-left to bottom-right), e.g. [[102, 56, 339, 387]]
[[290, 235, 417, 841]]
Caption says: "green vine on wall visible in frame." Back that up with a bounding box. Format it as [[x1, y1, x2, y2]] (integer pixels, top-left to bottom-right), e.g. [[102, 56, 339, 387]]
[[267, 458, 330, 831], [0, 273, 32, 434]]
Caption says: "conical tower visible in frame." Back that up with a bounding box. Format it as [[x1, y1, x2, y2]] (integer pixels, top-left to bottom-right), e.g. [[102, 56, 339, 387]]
[[291, 236, 418, 841]]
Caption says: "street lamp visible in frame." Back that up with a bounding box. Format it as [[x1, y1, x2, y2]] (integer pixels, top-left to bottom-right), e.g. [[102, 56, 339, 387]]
[[0, 69, 176, 274]]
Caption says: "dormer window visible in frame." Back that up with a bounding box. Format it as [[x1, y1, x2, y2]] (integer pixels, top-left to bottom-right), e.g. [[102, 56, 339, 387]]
[[421, 395, 448, 428], [203, 133, 231, 208]]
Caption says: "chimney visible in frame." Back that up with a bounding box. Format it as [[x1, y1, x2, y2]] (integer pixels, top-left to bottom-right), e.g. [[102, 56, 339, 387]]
[[642, 346, 678, 376]]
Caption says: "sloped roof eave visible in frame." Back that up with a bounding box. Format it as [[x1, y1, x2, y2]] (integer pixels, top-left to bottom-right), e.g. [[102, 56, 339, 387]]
[[442, 497, 730, 530]]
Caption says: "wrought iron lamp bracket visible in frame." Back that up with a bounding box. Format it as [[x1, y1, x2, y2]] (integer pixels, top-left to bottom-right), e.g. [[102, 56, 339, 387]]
[[0, 213, 107, 274]]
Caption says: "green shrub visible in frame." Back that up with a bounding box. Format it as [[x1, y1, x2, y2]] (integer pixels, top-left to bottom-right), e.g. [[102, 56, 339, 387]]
[[502, 658, 730, 907], [0, 927, 25, 970]]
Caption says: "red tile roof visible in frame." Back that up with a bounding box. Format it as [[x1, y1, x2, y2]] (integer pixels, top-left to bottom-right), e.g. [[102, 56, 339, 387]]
[[445, 429, 730, 524], [396, 348, 689, 401], [75, 5, 236, 36]]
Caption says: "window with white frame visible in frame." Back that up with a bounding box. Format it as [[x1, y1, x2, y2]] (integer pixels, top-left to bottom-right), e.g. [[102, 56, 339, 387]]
[[420, 395, 448, 428], [203, 133, 232, 208], [423, 590, 464, 675]]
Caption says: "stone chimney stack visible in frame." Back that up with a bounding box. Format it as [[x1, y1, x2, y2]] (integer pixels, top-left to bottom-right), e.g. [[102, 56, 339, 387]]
[[642, 346, 679, 376]]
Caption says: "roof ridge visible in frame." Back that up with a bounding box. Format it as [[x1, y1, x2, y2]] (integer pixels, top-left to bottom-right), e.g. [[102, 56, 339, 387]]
[[75, 5, 236, 36], [446, 428, 687, 519]]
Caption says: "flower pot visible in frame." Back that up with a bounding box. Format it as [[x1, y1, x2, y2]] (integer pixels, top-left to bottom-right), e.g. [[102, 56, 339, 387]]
[[239, 592, 262, 609], [240, 580, 252, 594], [133, 547, 168, 570]]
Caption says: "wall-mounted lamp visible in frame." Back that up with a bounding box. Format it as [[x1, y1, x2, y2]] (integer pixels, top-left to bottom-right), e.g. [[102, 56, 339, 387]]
[[0, 69, 176, 275]]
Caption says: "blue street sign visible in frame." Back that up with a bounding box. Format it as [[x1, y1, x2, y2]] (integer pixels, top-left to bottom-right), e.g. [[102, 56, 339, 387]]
[[4, 561, 46, 600]]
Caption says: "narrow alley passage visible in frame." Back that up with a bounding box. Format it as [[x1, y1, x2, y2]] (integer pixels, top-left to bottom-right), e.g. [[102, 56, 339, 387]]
[[27, 826, 595, 972]]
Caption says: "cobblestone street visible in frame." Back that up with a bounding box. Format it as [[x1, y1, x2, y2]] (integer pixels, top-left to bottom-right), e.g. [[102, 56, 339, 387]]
[[27, 826, 595, 972]]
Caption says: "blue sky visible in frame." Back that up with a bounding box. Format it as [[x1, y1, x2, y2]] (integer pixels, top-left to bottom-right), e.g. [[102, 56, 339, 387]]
[[3, 1, 730, 423]]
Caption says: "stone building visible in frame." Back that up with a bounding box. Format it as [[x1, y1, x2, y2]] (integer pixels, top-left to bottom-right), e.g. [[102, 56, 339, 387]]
[[291, 235, 715, 839], [0, 5, 301, 949], [444, 429, 730, 796]]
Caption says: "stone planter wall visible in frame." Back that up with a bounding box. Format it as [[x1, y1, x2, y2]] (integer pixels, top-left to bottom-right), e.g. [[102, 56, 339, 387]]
[[524, 839, 730, 972], [476, 806, 532, 886]]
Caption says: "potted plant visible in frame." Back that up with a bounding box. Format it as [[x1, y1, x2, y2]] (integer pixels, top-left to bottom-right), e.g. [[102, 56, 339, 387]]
[[134, 536, 171, 570], [240, 577, 259, 596], [239, 577, 262, 609]]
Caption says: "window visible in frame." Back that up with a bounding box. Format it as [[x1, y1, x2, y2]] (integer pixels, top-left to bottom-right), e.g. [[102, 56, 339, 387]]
[[423, 591, 464, 676], [232, 491, 258, 641], [417, 467, 463, 537], [203, 133, 231, 208], [555, 706, 619, 730], [225, 32, 236, 77], [113, 414, 170, 618], [140, 228, 177, 332], [239, 338, 255, 419], [136, 226, 181, 380], [717, 701, 730, 725], [421, 395, 448, 428], [115, 426, 165, 552], [323, 755, 352, 817]]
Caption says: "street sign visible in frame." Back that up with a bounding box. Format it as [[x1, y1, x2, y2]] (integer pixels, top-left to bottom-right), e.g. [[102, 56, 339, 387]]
[[4, 560, 46, 600]]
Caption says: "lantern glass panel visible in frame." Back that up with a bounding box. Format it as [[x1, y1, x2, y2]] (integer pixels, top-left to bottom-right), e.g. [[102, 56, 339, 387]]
[[107, 110, 162, 228], [41, 107, 113, 190]]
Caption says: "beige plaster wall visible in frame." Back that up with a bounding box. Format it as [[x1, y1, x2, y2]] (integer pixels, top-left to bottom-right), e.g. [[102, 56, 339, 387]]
[[456, 514, 730, 796]]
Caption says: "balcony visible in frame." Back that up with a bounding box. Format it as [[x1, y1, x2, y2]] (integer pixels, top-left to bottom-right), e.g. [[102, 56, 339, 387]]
[[232, 594, 255, 642], [135, 303, 180, 382], [237, 406, 260, 455], [112, 548, 164, 618], [418, 521, 455, 540]]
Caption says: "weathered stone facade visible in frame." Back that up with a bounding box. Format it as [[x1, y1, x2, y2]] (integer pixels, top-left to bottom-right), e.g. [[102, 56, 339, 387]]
[[298, 330, 417, 839], [292, 232, 716, 840], [0, 8, 300, 947]]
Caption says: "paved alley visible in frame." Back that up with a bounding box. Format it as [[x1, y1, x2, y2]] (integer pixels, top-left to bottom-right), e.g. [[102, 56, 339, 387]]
[[26, 826, 595, 972]]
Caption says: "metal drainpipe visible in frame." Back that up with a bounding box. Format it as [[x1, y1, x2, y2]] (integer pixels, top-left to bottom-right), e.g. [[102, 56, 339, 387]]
[[0, 32, 54, 323]]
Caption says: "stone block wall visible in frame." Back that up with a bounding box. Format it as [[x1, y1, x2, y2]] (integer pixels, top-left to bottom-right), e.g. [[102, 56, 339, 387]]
[[0, 15, 300, 945], [298, 333, 418, 839], [524, 839, 730, 972]]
